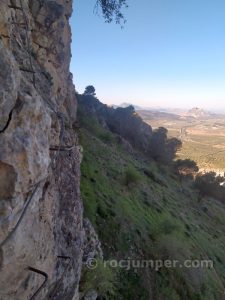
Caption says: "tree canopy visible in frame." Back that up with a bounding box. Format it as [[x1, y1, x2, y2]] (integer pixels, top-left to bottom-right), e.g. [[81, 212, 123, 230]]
[[83, 85, 96, 96], [194, 172, 225, 202], [174, 159, 199, 178], [149, 127, 182, 164], [95, 0, 128, 24]]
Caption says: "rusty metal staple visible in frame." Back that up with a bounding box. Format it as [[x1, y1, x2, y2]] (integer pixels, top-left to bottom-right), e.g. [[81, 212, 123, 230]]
[[27, 266, 48, 300]]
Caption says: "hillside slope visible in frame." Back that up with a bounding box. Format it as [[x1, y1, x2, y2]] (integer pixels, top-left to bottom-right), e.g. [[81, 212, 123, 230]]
[[78, 94, 225, 300]]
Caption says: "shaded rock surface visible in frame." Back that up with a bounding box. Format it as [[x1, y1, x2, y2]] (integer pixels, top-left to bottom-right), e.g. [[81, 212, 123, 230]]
[[83, 290, 98, 300], [79, 218, 103, 300], [83, 218, 103, 263], [0, 1, 85, 299]]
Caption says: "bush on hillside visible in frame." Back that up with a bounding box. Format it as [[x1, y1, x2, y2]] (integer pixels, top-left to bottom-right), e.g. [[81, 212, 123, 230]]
[[124, 167, 141, 186], [83, 85, 96, 96], [194, 172, 225, 202], [149, 127, 182, 164], [160, 219, 179, 235], [99, 131, 114, 143], [80, 258, 116, 298], [174, 159, 199, 179]]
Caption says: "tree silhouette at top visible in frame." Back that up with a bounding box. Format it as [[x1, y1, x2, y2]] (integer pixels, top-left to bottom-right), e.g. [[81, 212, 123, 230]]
[[95, 0, 128, 24], [83, 85, 96, 97]]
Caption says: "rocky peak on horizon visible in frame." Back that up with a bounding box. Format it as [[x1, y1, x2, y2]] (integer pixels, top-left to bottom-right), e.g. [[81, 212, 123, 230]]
[[185, 107, 211, 118]]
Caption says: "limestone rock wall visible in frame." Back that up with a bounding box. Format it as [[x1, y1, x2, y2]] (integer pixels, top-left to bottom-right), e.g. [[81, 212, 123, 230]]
[[0, 1, 84, 299]]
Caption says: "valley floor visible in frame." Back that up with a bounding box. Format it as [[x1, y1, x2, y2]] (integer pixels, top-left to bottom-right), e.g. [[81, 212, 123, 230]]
[[140, 113, 225, 173]]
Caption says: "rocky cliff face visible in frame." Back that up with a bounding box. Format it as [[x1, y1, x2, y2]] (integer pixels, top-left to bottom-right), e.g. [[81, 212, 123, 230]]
[[0, 1, 84, 299]]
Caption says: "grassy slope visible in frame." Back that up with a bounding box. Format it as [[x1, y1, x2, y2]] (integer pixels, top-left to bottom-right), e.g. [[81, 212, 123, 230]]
[[79, 118, 225, 300]]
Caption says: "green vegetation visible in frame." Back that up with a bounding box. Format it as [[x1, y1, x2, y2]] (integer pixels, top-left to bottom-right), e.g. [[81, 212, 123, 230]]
[[78, 110, 225, 299], [149, 127, 182, 164], [83, 85, 96, 96], [95, 0, 128, 24], [194, 172, 225, 202], [174, 159, 199, 178], [76, 94, 225, 299], [124, 166, 141, 186], [80, 258, 117, 297]]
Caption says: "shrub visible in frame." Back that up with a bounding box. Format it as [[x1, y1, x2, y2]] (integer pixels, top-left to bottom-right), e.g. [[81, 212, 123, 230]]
[[83, 85, 96, 96], [174, 159, 199, 179], [99, 131, 114, 143], [194, 172, 225, 202], [160, 219, 178, 235], [80, 258, 116, 298], [149, 127, 182, 164], [124, 167, 141, 186]]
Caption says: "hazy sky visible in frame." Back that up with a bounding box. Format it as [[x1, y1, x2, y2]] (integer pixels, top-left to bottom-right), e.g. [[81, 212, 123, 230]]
[[70, 0, 225, 109]]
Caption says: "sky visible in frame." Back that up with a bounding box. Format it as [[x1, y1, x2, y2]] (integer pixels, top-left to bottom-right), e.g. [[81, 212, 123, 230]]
[[70, 0, 225, 110]]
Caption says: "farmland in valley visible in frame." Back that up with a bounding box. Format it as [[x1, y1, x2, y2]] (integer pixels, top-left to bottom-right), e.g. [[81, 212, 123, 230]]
[[138, 108, 225, 174]]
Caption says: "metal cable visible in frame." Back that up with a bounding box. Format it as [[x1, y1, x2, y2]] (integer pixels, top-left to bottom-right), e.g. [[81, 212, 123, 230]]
[[49, 145, 75, 151], [0, 180, 43, 248]]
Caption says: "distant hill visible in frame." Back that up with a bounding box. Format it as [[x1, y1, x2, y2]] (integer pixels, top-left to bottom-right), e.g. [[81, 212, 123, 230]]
[[113, 103, 224, 119], [113, 102, 143, 110], [138, 109, 180, 120], [116, 104, 186, 114], [184, 107, 212, 118]]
